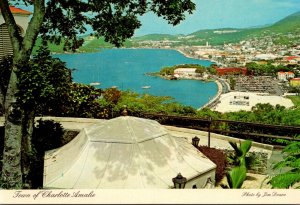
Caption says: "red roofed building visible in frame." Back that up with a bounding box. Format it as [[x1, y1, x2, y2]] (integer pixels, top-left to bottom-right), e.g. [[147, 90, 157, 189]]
[[278, 71, 286, 81], [216, 67, 247, 76], [277, 71, 295, 81], [285, 56, 298, 61], [8, 6, 32, 15], [0, 6, 31, 58]]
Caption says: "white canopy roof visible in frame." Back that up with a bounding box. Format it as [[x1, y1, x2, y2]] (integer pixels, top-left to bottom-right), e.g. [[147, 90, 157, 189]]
[[43, 116, 216, 189]]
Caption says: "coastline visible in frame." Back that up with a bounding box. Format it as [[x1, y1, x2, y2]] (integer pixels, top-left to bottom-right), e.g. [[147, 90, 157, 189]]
[[198, 78, 223, 110], [127, 46, 224, 109]]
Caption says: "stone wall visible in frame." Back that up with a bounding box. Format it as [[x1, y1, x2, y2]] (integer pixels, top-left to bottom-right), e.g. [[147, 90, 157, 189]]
[[223, 149, 269, 174]]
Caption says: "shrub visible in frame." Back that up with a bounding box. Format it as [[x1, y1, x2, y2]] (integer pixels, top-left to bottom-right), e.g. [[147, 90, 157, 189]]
[[30, 119, 65, 188], [197, 146, 227, 184], [32, 119, 65, 152]]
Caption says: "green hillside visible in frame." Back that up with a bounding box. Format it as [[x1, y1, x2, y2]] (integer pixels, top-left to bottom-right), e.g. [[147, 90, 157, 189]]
[[133, 33, 180, 41], [35, 11, 300, 53], [267, 11, 300, 33], [131, 11, 300, 46], [190, 28, 263, 45]]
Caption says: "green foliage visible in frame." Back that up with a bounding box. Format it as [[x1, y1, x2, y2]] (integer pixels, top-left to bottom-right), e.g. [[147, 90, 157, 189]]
[[196, 108, 223, 120], [269, 173, 300, 189], [16, 45, 72, 111], [32, 119, 65, 152], [222, 140, 252, 189], [0, 57, 13, 114], [35, 0, 196, 50], [111, 90, 196, 117], [207, 66, 217, 75], [61, 83, 103, 118], [229, 77, 236, 90], [246, 62, 292, 76], [195, 66, 206, 74], [225, 166, 247, 189], [29, 119, 65, 188], [228, 140, 252, 168], [160, 66, 176, 76], [269, 141, 300, 188], [0, 57, 13, 96], [287, 96, 300, 108]]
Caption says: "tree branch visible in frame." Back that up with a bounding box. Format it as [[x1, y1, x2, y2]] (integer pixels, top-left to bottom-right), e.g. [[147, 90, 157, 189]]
[[0, 89, 4, 108], [0, 0, 22, 53], [22, 0, 45, 56]]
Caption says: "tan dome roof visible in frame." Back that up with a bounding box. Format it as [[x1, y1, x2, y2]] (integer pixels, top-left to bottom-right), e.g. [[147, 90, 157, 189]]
[[86, 116, 168, 143]]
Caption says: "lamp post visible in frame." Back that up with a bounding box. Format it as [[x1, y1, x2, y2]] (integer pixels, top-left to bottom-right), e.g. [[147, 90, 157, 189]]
[[192, 136, 200, 147], [172, 173, 187, 189]]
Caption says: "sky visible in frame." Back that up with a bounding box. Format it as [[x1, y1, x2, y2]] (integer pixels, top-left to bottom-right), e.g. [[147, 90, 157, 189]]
[[15, 0, 300, 37], [134, 0, 300, 36]]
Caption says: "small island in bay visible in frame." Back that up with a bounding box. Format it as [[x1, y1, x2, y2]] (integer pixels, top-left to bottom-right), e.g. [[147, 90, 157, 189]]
[[146, 63, 218, 81]]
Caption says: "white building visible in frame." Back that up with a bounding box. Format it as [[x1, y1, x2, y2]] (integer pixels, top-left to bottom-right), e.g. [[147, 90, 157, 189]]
[[255, 54, 278, 60], [174, 68, 198, 78], [0, 6, 31, 59]]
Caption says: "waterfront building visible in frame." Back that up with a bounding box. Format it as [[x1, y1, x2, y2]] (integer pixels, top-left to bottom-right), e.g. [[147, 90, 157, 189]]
[[0, 6, 31, 59], [174, 68, 198, 77]]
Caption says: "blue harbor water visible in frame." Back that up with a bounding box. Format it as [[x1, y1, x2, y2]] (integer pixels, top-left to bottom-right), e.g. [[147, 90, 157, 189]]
[[54, 49, 218, 108]]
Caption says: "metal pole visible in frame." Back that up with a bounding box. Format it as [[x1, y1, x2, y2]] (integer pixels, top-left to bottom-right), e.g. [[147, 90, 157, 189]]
[[208, 117, 212, 148]]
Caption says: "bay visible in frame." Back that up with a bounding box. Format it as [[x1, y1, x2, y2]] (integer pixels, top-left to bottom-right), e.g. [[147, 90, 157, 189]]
[[53, 48, 218, 108]]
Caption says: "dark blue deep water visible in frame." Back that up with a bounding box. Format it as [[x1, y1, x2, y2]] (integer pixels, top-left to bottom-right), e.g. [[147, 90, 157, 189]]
[[54, 49, 218, 108]]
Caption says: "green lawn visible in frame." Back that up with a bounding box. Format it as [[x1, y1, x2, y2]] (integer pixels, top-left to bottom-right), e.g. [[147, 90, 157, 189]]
[[287, 95, 300, 108]]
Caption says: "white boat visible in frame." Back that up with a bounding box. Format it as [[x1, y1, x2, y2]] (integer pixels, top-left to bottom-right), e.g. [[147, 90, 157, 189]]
[[142, 86, 151, 89], [111, 86, 118, 88], [90, 82, 101, 86]]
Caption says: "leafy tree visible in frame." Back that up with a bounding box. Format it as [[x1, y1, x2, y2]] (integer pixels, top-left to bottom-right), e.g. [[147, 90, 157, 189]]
[[0, 0, 196, 188], [160, 66, 176, 76], [61, 83, 103, 118], [195, 66, 206, 74], [0, 45, 72, 188], [229, 77, 236, 90]]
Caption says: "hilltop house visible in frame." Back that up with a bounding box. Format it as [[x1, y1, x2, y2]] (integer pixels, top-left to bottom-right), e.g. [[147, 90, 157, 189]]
[[277, 71, 295, 81], [0, 6, 31, 59]]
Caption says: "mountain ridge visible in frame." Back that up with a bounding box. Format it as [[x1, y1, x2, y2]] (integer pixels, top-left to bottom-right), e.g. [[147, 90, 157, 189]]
[[131, 11, 300, 46]]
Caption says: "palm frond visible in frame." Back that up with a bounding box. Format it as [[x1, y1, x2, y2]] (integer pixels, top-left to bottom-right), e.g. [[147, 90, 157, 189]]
[[270, 173, 300, 189]]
